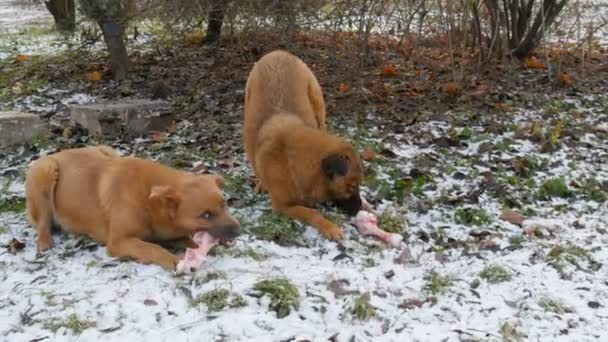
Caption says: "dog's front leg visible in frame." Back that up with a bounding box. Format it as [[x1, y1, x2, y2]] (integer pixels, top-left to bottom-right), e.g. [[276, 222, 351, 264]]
[[275, 205, 343, 241], [107, 237, 179, 271]]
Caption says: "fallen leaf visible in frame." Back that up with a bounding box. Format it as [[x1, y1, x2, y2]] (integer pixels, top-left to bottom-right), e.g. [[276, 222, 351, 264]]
[[381, 64, 397, 76], [86, 71, 102, 82], [150, 131, 165, 142], [360, 147, 376, 161], [526, 56, 546, 69], [62, 127, 72, 138], [168, 121, 177, 134], [144, 299, 158, 306], [559, 73, 572, 87], [494, 103, 511, 112], [16, 54, 28, 62], [338, 83, 350, 93], [187, 30, 204, 45], [441, 82, 462, 97], [7, 238, 25, 253], [217, 157, 235, 168], [500, 209, 527, 226]]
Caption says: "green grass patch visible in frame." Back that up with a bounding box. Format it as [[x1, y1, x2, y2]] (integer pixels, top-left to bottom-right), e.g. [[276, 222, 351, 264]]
[[424, 270, 453, 295], [480, 264, 512, 284], [539, 178, 572, 199], [253, 278, 299, 318], [351, 293, 376, 321], [538, 297, 572, 314], [0, 197, 25, 213], [191, 288, 247, 312], [454, 207, 492, 226], [250, 213, 303, 246], [210, 246, 268, 261], [547, 243, 590, 274], [378, 207, 407, 234], [42, 314, 95, 334], [500, 321, 523, 342]]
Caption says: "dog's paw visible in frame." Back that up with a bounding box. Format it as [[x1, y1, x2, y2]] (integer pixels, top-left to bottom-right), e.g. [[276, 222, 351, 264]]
[[320, 223, 344, 241], [160, 255, 179, 271], [37, 236, 54, 252], [254, 181, 267, 194]]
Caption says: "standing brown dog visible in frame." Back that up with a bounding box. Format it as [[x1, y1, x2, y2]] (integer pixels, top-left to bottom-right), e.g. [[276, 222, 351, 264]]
[[25, 145, 240, 270], [243, 50, 363, 241]]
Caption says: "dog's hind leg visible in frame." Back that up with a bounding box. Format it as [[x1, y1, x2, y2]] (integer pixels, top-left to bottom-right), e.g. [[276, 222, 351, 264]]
[[25, 157, 60, 251], [308, 79, 326, 131]]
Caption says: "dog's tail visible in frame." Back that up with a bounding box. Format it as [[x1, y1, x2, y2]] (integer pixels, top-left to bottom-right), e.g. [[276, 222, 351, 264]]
[[25, 156, 60, 229]]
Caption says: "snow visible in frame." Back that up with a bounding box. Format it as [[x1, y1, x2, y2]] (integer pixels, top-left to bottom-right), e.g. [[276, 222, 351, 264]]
[[2, 98, 608, 341], [1, 1, 608, 341]]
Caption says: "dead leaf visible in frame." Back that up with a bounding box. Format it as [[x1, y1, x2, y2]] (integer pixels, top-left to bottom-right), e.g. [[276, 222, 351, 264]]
[[151, 131, 165, 142], [500, 209, 527, 226], [494, 103, 511, 112], [16, 54, 27, 62], [62, 127, 72, 138], [526, 56, 546, 69], [381, 64, 397, 76], [143, 299, 158, 306], [441, 82, 462, 97], [559, 72, 572, 87], [187, 30, 204, 45], [86, 71, 102, 82], [168, 121, 177, 134], [7, 238, 25, 253], [360, 147, 376, 161], [338, 83, 350, 93], [217, 157, 235, 168]]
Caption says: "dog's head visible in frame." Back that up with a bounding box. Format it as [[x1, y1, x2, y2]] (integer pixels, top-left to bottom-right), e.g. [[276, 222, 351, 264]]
[[149, 175, 241, 243], [321, 143, 364, 216]]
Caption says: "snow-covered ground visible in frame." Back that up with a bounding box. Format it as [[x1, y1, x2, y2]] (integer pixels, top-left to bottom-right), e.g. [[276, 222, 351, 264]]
[[2, 97, 608, 341], [1, 1, 608, 341]]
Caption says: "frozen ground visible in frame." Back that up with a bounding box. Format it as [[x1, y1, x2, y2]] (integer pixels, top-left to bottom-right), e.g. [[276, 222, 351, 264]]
[[1, 1, 608, 342], [2, 95, 608, 341]]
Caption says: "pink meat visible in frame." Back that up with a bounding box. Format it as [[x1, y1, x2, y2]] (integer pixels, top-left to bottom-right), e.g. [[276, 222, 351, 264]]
[[176, 231, 220, 273], [351, 210, 403, 248]]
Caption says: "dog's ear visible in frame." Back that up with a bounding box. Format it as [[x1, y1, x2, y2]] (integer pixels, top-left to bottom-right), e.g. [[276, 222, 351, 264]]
[[149, 185, 180, 217], [322, 154, 348, 180]]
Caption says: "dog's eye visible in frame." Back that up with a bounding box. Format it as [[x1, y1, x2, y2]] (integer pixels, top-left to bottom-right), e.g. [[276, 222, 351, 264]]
[[200, 211, 214, 220]]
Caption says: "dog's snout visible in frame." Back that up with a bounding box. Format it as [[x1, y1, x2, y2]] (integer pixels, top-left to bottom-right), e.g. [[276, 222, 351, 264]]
[[335, 194, 363, 217], [210, 222, 242, 239]]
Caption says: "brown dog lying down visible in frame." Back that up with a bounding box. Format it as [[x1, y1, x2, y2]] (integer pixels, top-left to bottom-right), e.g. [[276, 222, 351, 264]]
[[243, 50, 363, 241], [25, 145, 240, 270]]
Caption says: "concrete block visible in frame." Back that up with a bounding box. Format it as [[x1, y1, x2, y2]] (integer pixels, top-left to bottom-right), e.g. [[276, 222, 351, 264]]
[[0, 111, 47, 147], [69, 99, 173, 136]]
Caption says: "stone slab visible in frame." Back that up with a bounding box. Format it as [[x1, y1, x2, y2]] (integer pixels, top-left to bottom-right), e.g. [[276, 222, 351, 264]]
[[0, 111, 47, 147], [69, 99, 173, 136]]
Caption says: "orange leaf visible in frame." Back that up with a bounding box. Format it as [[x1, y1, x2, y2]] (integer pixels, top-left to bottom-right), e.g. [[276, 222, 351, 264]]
[[526, 56, 545, 69], [86, 71, 102, 82], [168, 121, 177, 134], [441, 82, 462, 97], [338, 83, 350, 93], [151, 131, 165, 142], [187, 30, 204, 45], [360, 147, 376, 161], [16, 54, 28, 62], [381, 64, 397, 76], [559, 72, 572, 87]]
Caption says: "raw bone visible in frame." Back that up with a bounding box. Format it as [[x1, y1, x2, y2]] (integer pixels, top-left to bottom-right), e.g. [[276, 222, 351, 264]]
[[351, 210, 403, 248], [176, 231, 220, 273]]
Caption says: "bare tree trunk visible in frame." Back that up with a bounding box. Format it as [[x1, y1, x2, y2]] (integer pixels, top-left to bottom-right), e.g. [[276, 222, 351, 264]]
[[44, 0, 75, 32], [80, 0, 130, 81], [99, 18, 128, 81], [203, 0, 227, 44]]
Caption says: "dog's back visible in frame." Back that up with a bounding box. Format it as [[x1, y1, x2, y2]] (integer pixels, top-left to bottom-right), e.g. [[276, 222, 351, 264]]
[[243, 50, 326, 175]]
